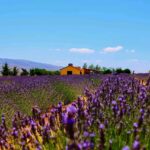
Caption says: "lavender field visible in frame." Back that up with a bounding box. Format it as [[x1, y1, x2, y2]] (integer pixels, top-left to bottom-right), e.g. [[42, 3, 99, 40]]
[[0, 75, 101, 126], [0, 74, 150, 150]]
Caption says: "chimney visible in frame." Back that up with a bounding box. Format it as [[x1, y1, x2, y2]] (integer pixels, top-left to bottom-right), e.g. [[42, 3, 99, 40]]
[[68, 63, 73, 66]]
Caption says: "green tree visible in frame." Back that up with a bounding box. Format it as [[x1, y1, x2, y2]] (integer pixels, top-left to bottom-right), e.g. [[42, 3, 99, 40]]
[[123, 68, 131, 74], [116, 68, 123, 74], [48, 70, 60, 75], [101, 67, 107, 72], [53, 70, 60, 75], [95, 64, 101, 71], [35, 68, 49, 75], [1, 63, 11, 76], [111, 68, 116, 73], [88, 64, 94, 70], [103, 69, 112, 74], [12, 67, 18, 76], [21, 68, 29, 76], [30, 69, 36, 76], [83, 63, 88, 69]]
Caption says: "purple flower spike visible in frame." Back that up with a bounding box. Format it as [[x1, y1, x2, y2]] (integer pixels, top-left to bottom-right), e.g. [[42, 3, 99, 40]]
[[112, 100, 117, 105], [122, 146, 130, 150], [83, 131, 89, 137], [133, 140, 140, 150], [99, 124, 105, 130], [67, 105, 77, 114], [90, 133, 96, 138], [133, 122, 138, 128]]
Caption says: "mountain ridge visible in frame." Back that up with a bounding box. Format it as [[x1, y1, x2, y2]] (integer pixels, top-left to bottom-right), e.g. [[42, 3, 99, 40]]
[[0, 58, 62, 71]]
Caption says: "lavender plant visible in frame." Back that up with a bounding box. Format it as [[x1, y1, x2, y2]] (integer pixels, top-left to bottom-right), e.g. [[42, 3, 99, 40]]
[[0, 74, 149, 149]]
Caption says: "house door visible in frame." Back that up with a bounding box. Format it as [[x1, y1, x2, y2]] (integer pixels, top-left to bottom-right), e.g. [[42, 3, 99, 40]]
[[67, 71, 72, 75]]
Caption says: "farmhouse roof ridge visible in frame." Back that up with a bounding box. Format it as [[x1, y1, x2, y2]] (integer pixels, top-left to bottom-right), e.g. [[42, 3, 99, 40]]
[[60, 64, 100, 71]]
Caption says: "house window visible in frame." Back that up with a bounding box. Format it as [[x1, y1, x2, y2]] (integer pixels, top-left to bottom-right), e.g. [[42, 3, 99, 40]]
[[67, 71, 72, 75]]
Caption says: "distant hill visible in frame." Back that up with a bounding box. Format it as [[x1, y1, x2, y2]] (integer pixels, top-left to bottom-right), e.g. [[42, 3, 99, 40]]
[[0, 58, 62, 71]]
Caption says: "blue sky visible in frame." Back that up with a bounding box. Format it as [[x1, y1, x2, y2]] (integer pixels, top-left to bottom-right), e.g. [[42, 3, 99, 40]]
[[0, 0, 149, 72]]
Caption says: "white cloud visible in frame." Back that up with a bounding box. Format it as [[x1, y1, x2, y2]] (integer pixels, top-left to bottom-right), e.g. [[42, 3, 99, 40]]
[[102, 45, 123, 53], [69, 48, 95, 54]]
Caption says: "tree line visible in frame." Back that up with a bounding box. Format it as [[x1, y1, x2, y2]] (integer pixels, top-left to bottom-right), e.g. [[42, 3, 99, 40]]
[[0, 63, 132, 76], [83, 63, 131, 74], [0, 63, 60, 76]]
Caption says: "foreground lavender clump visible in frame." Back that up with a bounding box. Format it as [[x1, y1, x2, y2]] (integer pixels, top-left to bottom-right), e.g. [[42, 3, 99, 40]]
[[0, 75, 150, 149]]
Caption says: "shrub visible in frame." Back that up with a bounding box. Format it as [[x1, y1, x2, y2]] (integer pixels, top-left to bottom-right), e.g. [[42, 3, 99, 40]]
[[53, 70, 60, 75], [21, 68, 29, 76], [29, 68, 60, 76], [123, 68, 131, 74], [103, 69, 112, 74]]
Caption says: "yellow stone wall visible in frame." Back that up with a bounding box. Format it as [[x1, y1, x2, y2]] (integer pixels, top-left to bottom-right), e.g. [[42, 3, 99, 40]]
[[60, 66, 84, 75]]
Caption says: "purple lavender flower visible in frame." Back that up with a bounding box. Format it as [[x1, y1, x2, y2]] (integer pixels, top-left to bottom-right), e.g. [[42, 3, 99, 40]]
[[133, 122, 138, 128], [67, 105, 77, 114], [132, 140, 140, 150], [112, 100, 117, 105], [99, 124, 105, 130], [122, 146, 130, 150]]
